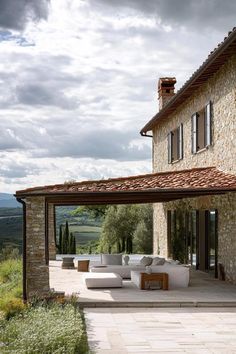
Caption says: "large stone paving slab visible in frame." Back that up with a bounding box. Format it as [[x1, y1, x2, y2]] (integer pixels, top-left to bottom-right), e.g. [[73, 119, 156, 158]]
[[49, 261, 236, 305], [84, 308, 236, 353]]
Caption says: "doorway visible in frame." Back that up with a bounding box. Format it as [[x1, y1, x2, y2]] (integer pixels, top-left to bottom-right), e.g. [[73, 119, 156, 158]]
[[167, 209, 218, 277]]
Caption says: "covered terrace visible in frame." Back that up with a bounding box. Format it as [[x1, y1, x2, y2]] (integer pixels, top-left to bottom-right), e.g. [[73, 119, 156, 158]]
[[15, 166, 236, 301]]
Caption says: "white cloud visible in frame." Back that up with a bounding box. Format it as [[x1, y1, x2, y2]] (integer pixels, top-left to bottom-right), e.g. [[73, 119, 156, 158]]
[[0, 0, 234, 193]]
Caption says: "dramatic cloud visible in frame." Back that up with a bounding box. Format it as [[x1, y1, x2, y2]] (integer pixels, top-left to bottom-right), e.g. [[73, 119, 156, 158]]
[[0, 0, 234, 193], [0, 0, 50, 31], [90, 0, 236, 31]]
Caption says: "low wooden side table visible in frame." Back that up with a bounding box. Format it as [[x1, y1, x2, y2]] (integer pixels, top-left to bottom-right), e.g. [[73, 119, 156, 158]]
[[61, 257, 75, 269], [140, 272, 169, 290], [77, 260, 90, 272]]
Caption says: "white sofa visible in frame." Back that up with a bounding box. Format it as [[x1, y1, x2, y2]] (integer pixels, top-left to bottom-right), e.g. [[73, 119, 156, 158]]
[[100, 254, 123, 265], [90, 264, 146, 279], [90, 263, 189, 288], [131, 264, 189, 289]]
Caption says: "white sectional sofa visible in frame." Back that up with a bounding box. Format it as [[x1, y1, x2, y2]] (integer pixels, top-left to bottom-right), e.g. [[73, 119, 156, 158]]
[[90, 254, 190, 288], [90, 264, 146, 279], [90, 263, 189, 288], [131, 264, 189, 289]]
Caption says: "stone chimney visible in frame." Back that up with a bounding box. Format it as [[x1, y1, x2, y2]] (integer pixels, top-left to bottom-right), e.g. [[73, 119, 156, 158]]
[[158, 77, 176, 110]]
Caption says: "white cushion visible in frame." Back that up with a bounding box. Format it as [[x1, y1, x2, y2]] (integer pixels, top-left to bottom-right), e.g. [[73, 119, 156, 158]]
[[83, 272, 122, 288], [140, 256, 153, 266], [90, 265, 145, 279], [166, 259, 181, 265], [152, 257, 165, 265], [101, 254, 122, 265]]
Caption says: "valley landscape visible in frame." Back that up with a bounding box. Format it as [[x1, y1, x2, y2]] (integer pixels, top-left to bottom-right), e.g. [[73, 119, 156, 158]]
[[0, 194, 102, 254]]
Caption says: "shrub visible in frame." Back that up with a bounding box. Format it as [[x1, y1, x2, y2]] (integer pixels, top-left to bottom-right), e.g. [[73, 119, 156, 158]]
[[0, 303, 89, 353], [1, 298, 26, 320], [0, 258, 22, 283], [0, 259, 22, 317], [0, 246, 20, 262]]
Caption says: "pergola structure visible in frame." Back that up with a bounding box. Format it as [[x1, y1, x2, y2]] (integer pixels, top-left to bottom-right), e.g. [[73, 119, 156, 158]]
[[15, 166, 236, 301]]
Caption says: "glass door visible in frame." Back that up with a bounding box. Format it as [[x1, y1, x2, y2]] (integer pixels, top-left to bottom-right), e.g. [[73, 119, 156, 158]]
[[206, 210, 218, 277], [167, 209, 218, 277], [188, 211, 197, 267]]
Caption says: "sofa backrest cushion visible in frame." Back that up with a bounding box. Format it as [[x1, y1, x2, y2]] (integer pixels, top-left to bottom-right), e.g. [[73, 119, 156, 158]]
[[152, 257, 165, 265], [140, 256, 153, 266], [166, 259, 181, 265], [101, 254, 123, 265]]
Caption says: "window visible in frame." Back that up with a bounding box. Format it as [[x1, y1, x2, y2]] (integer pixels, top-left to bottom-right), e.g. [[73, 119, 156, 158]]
[[167, 124, 183, 163], [191, 101, 212, 153]]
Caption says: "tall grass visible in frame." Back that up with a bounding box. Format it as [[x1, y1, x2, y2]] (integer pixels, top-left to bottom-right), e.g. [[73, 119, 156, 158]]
[[0, 258, 23, 317], [0, 257, 89, 353], [0, 303, 89, 353]]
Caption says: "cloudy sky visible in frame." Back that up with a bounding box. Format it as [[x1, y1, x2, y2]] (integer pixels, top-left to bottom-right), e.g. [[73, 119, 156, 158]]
[[0, 0, 235, 193]]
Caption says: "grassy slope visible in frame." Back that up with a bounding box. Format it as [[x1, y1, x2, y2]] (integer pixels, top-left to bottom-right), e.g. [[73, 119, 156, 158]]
[[0, 210, 23, 251], [0, 258, 23, 316]]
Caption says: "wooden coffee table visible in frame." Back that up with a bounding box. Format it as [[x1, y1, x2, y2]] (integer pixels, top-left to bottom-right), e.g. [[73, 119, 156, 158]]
[[77, 260, 90, 272], [140, 272, 168, 290]]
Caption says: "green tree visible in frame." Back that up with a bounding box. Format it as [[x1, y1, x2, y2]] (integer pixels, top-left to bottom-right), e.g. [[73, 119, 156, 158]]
[[69, 232, 73, 254], [99, 205, 140, 254], [58, 224, 63, 253], [133, 204, 153, 254], [62, 221, 69, 254], [72, 205, 108, 219], [73, 235, 76, 254]]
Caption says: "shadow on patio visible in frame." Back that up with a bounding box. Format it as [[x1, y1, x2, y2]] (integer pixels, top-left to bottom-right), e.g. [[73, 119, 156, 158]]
[[49, 261, 236, 307]]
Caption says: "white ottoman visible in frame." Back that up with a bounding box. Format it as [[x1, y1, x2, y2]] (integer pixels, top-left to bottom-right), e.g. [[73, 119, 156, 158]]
[[83, 272, 123, 288]]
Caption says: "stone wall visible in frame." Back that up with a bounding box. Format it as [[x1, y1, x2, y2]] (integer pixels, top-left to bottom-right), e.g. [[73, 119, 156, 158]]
[[154, 193, 236, 283], [153, 54, 236, 174], [25, 196, 50, 298], [151, 54, 236, 283], [48, 203, 56, 260]]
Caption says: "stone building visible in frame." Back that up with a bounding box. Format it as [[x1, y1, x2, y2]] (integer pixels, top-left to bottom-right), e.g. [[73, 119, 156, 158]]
[[16, 28, 236, 300], [140, 28, 236, 283]]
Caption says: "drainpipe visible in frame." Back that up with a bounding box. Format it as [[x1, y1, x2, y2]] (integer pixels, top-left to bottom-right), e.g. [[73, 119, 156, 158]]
[[16, 197, 27, 302], [140, 131, 153, 138], [140, 131, 154, 171]]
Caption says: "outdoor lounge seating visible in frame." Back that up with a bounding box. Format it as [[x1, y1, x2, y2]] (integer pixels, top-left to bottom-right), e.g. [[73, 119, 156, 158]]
[[90, 258, 190, 288], [83, 272, 123, 288], [90, 264, 146, 279]]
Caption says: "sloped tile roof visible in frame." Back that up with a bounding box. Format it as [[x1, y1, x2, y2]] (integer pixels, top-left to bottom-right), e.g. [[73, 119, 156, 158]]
[[141, 27, 236, 134], [15, 167, 236, 197]]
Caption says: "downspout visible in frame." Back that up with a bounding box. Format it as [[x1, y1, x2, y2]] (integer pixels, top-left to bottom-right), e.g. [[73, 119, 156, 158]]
[[45, 201, 49, 265], [140, 131, 154, 172], [140, 131, 153, 138], [16, 198, 27, 303]]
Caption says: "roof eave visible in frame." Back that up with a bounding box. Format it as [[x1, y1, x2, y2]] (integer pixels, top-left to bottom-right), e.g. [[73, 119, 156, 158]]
[[14, 186, 236, 199], [140, 28, 236, 134]]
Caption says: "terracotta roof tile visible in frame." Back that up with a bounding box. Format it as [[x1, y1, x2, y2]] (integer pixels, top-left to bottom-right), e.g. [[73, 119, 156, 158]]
[[15, 167, 236, 197]]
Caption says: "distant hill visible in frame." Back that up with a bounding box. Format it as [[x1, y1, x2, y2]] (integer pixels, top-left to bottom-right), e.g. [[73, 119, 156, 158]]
[[0, 193, 21, 208], [0, 204, 102, 253]]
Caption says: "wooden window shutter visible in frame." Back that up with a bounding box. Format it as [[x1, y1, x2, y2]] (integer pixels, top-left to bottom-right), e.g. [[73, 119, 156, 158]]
[[167, 132, 173, 164], [191, 113, 197, 154], [205, 101, 212, 147], [178, 123, 183, 159]]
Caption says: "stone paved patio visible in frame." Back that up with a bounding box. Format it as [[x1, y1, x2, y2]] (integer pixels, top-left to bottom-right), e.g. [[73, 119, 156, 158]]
[[84, 307, 236, 353], [50, 261, 236, 306]]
